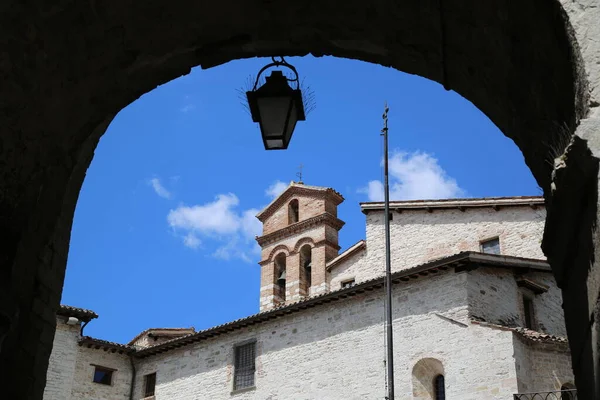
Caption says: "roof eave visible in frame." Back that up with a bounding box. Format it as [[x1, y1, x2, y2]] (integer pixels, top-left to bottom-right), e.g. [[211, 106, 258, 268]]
[[133, 252, 550, 358]]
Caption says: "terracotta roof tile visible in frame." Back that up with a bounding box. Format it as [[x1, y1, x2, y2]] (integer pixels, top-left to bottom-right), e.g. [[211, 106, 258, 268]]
[[134, 252, 551, 358], [58, 305, 98, 322], [470, 318, 568, 344], [79, 336, 135, 354], [128, 327, 196, 346], [70, 253, 552, 358]]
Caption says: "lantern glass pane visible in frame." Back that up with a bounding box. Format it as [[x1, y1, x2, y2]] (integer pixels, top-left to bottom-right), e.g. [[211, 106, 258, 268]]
[[284, 101, 298, 144], [257, 96, 292, 138], [266, 139, 284, 149]]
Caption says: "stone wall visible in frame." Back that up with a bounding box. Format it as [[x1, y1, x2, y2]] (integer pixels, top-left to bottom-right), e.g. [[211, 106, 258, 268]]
[[365, 206, 546, 277], [513, 337, 574, 393], [467, 268, 566, 336], [262, 194, 327, 236], [527, 272, 567, 337], [329, 248, 367, 289], [130, 271, 522, 400], [45, 265, 570, 399], [42, 321, 79, 400], [70, 345, 131, 400]]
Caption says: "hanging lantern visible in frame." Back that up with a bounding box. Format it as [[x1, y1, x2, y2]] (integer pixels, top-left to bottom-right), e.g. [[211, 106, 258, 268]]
[[246, 57, 306, 150]]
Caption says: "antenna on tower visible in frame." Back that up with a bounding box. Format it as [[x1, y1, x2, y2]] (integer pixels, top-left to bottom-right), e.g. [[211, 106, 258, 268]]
[[296, 163, 304, 184]]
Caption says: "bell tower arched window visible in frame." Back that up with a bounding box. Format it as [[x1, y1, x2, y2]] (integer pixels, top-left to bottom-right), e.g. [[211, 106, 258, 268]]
[[288, 199, 299, 224], [274, 253, 287, 303], [299, 245, 312, 296]]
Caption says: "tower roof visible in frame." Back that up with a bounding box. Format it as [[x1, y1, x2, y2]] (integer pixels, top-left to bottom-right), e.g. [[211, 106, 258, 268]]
[[256, 181, 344, 222]]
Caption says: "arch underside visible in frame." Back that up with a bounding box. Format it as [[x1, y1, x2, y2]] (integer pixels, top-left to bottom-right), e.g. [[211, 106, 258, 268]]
[[0, 0, 592, 399], [2, 0, 583, 188]]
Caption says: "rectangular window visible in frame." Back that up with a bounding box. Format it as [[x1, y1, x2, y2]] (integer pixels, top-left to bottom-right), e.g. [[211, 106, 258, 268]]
[[92, 366, 114, 385], [341, 279, 355, 289], [523, 295, 535, 329], [144, 372, 156, 397], [480, 237, 500, 255], [234, 342, 256, 391]]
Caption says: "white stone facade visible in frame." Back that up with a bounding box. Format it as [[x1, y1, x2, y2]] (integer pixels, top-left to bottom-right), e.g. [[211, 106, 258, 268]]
[[70, 346, 132, 400], [363, 203, 546, 277], [45, 194, 573, 399], [43, 322, 79, 400]]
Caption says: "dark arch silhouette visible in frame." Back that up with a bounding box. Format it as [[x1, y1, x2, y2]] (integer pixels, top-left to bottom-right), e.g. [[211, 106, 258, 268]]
[[0, 1, 597, 398]]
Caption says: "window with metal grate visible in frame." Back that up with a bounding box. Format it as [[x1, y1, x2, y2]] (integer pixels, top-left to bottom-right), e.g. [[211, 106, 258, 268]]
[[234, 342, 256, 390], [144, 372, 156, 397]]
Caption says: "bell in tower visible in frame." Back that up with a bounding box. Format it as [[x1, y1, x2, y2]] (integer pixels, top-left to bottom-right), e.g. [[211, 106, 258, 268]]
[[255, 181, 345, 311]]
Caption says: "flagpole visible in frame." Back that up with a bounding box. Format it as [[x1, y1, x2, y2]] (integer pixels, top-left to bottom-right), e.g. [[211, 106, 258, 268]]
[[382, 102, 395, 399]]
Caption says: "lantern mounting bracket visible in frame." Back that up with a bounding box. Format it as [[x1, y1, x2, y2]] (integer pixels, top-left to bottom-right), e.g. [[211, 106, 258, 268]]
[[252, 56, 300, 91]]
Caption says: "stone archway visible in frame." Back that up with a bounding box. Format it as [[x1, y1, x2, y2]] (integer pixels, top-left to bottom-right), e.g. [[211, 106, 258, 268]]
[[412, 358, 445, 400], [1, 0, 600, 398]]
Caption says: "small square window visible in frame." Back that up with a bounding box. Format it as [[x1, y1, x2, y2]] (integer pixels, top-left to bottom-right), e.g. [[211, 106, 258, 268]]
[[341, 279, 355, 289], [234, 342, 256, 391], [92, 366, 113, 385], [144, 372, 156, 397], [480, 237, 500, 255]]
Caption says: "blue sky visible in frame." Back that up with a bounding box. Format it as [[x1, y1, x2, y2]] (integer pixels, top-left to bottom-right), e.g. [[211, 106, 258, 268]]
[[61, 56, 538, 344]]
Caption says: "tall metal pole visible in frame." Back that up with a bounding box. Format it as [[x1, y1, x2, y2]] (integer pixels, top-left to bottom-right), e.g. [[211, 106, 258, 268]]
[[382, 102, 395, 399]]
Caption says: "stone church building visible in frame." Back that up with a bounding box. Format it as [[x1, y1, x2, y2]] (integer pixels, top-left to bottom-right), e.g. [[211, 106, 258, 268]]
[[44, 182, 574, 399]]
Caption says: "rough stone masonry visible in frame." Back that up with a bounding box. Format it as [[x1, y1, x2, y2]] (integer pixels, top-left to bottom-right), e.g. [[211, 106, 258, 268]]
[[44, 188, 573, 399]]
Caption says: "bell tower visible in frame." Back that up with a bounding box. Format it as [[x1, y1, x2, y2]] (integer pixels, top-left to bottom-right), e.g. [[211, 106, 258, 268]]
[[255, 182, 345, 311]]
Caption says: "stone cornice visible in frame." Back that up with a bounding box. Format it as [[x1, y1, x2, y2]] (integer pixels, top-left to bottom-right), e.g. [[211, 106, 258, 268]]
[[360, 196, 545, 214], [256, 184, 344, 222], [256, 213, 344, 247]]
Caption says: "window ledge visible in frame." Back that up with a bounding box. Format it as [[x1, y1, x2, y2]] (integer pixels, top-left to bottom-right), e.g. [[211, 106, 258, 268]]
[[231, 386, 256, 395]]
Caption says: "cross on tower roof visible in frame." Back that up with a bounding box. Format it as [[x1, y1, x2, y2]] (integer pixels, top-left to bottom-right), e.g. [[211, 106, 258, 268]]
[[296, 163, 304, 184]]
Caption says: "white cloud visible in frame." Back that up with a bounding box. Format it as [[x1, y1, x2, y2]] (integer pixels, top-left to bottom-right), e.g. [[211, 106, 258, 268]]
[[360, 151, 464, 201], [149, 178, 172, 199], [167, 193, 241, 236], [265, 180, 289, 199], [183, 233, 201, 249], [167, 194, 262, 262]]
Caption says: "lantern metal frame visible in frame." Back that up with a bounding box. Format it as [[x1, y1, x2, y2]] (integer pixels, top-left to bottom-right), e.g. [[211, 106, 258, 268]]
[[246, 56, 306, 150]]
